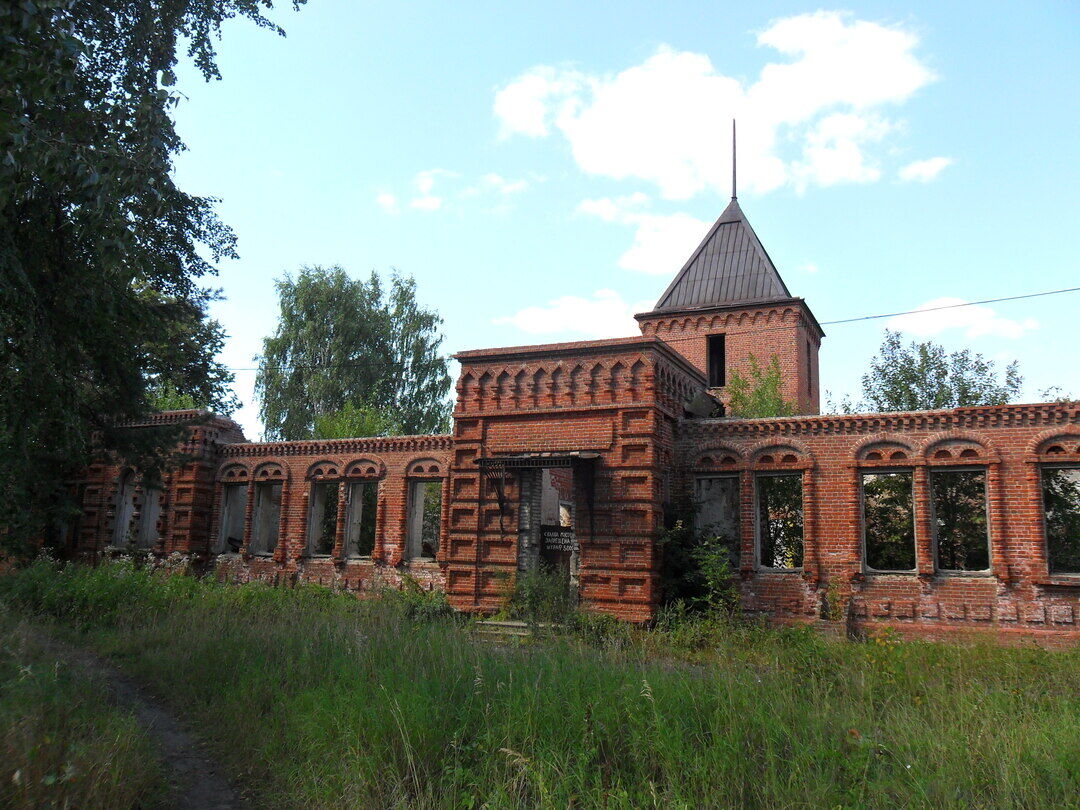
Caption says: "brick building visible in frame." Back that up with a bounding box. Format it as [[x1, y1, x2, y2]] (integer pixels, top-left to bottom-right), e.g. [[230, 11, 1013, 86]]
[[67, 196, 1080, 643]]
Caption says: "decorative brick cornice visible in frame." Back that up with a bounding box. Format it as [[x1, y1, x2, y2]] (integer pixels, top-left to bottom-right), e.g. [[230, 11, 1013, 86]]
[[118, 410, 248, 444], [221, 434, 454, 458], [682, 402, 1080, 438], [637, 298, 824, 340], [455, 335, 705, 383]]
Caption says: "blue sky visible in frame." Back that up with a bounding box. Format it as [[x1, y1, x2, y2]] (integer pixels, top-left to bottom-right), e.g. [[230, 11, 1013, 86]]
[[170, 1, 1080, 439]]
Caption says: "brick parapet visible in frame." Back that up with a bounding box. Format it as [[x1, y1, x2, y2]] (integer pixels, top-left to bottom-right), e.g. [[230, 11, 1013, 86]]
[[66, 391, 1080, 644], [679, 401, 1080, 642]]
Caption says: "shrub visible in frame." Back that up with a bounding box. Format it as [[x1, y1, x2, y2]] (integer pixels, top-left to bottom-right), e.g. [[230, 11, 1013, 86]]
[[375, 575, 455, 622], [501, 567, 578, 628]]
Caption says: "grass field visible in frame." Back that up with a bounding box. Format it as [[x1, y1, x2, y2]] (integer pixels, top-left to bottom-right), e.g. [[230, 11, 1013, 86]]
[[1, 557, 1078, 809], [0, 606, 164, 809]]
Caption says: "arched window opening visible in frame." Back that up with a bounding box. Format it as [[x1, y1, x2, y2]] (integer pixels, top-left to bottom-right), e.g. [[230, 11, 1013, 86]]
[[930, 469, 989, 571], [1042, 465, 1080, 574], [407, 480, 442, 560], [344, 481, 378, 558], [217, 482, 247, 554], [112, 471, 137, 547], [756, 472, 804, 570], [251, 481, 282, 555], [135, 486, 161, 549]]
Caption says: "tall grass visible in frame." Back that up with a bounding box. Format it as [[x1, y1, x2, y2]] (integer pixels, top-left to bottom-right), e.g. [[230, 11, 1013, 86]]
[[0, 606, 164, 809], [2, 558, 1079, 808]]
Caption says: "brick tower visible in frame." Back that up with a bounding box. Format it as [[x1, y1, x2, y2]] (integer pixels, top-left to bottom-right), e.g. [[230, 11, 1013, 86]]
[[635, 197, 824, 415]]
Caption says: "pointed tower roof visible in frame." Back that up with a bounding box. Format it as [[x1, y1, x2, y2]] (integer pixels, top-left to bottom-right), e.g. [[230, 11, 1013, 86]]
[[652, 198, 792, 312]]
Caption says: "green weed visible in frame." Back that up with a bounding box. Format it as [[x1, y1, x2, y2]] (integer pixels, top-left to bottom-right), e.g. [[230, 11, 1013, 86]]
[[0, 607, 164, 809], [1, 558, 1078, 808]]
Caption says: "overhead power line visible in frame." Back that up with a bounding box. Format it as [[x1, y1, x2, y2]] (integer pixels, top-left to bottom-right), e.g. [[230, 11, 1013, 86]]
[[223, 284, 1080, 372], [821, 286, 1080, 326]]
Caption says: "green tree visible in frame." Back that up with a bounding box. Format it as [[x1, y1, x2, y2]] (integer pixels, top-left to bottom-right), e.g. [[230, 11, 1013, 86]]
[[849, 331, 1022, 412], [311, 401, 401, 440], [725, 354, 798, 418], [255, 267, 452, 440], [0, 1, 299, 547]]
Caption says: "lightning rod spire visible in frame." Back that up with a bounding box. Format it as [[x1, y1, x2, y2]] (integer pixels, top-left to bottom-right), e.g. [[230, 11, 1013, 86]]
[[731, 118, 737, 201]]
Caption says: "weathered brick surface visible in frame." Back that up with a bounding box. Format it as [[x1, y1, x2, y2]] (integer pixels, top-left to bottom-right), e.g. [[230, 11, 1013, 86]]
[[637, 299, 823, 415], [69, 341, 1080, 644], [447, 336, 699, 620], [679, 404, 1080, 643]]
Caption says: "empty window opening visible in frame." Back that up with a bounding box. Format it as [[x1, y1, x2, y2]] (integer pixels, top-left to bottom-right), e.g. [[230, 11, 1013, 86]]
[[307, 482, 340, 556], [218, 483, 247, 553], [757, 473, 804, 569], [862, 471, 916, 571], [112, 471, 137, 547], [135, 486, 161, 549], [1042, 466, 1080, 574], [707, 334, 726, 387], [251, 481, 282, 555], [931, 469, 989, 571], [407, 480, 442, 559], [694, 476, 741, 567], [345, 481, 378, 558], [806, 339, 813, 398]]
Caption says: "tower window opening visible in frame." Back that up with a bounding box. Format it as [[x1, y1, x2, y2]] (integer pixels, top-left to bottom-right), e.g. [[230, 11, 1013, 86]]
[[707, 334, 726, 388]]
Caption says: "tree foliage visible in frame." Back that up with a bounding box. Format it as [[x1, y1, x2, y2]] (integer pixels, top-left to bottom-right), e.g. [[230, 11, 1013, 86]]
[[0, 0, 300, 547], [725, 354, 798, 418], [311, 401, 402, 440], [255, 267, 452, 440], [830, 331, 1023, 413]]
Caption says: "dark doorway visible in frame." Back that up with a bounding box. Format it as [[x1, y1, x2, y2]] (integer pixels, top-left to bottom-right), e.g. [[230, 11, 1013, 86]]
[[517, 466, 579, 588]]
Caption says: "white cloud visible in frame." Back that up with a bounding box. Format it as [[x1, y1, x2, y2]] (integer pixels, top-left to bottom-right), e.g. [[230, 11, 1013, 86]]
[[375, 192, 398, 214], [392, 169, 533, 210], [899, 156, 953, 182], [404, 169, 463, 210], [798, 262, 820, 274], [888, 297, 1038, 339], [415, 168, 457, 195], [577, 195, 709, 275], [494, 66, 586, 137], [410, 195, 442, 211], [493, 289, 651, 338], [576, 192, 649, 222], [464, 173, 531, 198], [791, 113, 891, 190], [494, 12, 936, 198], [617, 212, 710, 275]]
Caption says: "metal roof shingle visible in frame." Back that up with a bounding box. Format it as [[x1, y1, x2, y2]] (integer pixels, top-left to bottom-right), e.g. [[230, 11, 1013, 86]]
[[653, 199, 791, 311]]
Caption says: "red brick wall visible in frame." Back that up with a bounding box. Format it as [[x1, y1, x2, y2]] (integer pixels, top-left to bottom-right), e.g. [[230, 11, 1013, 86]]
[[70, 376, 1080, 646], [77, 413, 452, 594], [72, 411, 244, 559], [679, 403, 1080, 644], [205, 436, 453, 592], [447, 336, 701, 621], [637, 300, 822, 415]]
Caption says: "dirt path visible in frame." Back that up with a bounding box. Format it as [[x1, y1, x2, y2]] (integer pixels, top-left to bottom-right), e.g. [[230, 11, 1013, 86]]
[[38, 634, 249, 810]]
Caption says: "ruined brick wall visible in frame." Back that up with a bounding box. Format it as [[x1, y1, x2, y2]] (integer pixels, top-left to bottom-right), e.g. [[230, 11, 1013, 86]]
[[206, 435, 453, 592], [77, 414, 452, 594], [679, 403, 1080, 644], [70, 379, 1080, 645], [447, 337, 703, 621], [72, 411, 246, 558], [637, 300, 822, 415]]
